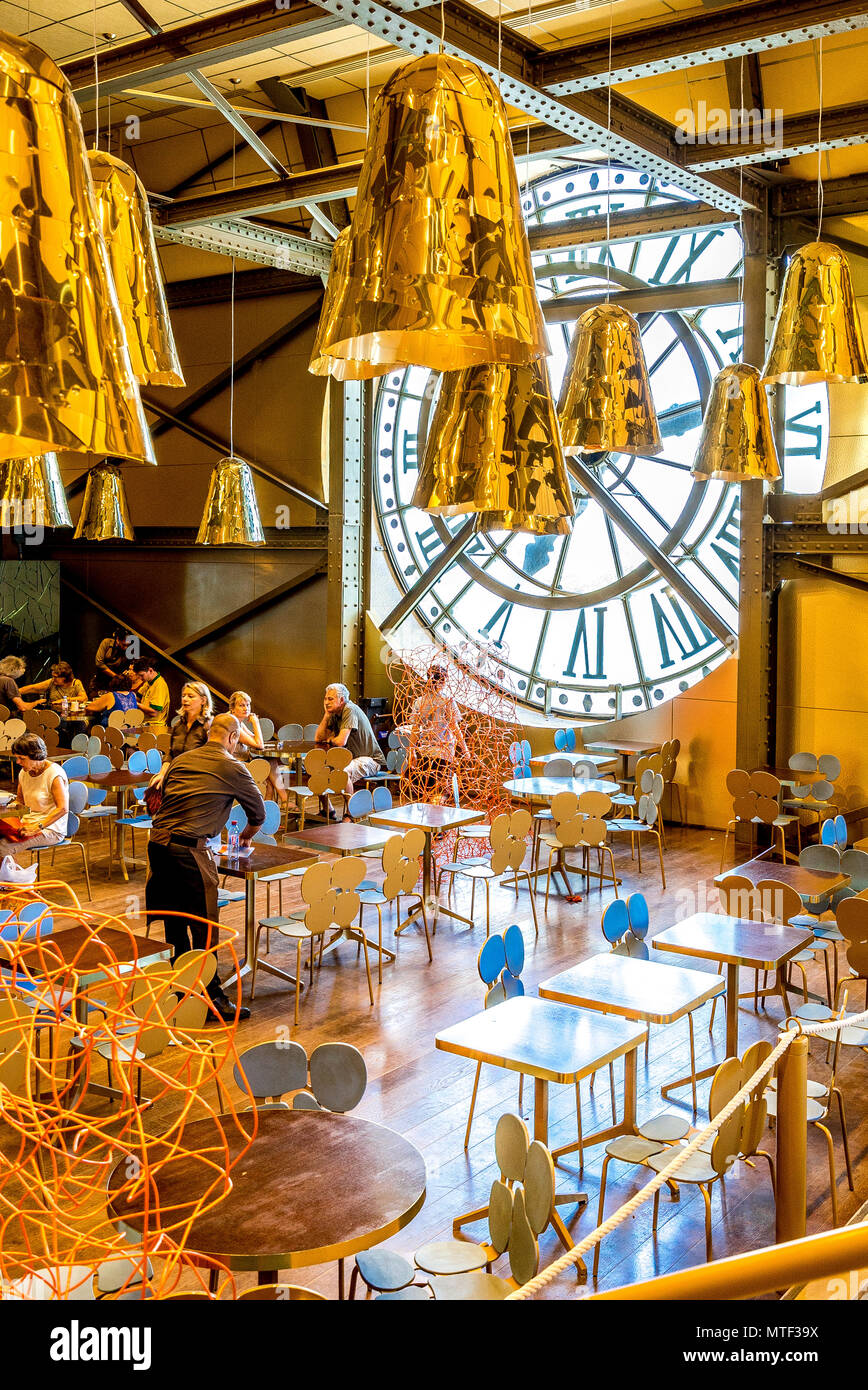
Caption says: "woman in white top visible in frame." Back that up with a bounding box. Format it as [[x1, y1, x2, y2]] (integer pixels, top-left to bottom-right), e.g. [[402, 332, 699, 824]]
[[228, 690, 286, 805], [407, 665, 468, 793], [0, 733, 69, 853]]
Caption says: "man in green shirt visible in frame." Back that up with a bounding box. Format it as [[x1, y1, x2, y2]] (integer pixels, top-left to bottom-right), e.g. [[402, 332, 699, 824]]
[[315, 682, 386, 802], [134, 658, 170, 733]]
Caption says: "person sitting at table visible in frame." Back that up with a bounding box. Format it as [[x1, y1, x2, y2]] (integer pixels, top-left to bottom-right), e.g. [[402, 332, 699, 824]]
[[20, 660, 88, 711], [315, 682, 386, 807], [406, 664, 468, 795], [145, 713, 265, 1023], [0, 655, 39, 714], [169, 682, 213, 761], [85, 673, 139, 728], [0, 733, 70, 855], [228, 690, 287, 807], [134, 657, 170, 734]]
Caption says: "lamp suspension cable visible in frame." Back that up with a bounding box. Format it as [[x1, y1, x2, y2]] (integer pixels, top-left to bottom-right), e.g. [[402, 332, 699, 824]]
[[229, 137, 237, 459], [91, 0, 100, 150], [738, 55, 745, 348], [366, 32, 371, 134], [604, 0, 614, 300], [497, 0, 503, 90], [524, 0, 532, 200], [817, 35, 824, 237], [440, 0, 445, 54]]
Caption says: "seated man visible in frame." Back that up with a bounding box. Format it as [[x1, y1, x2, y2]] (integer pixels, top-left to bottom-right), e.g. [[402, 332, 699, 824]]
[[134, 657, 170, 734], [315, 682, 386, 804]]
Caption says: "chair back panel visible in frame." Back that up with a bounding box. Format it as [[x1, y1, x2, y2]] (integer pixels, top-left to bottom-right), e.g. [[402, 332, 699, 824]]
[[789, 752, 817, 774], [755, 878, 803, 925], [836, 896, 868, 977], [309, 1041, 367, 1113]]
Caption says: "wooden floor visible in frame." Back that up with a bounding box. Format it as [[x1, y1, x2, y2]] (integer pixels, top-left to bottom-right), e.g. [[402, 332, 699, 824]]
[[26, 820, 868, 1299]]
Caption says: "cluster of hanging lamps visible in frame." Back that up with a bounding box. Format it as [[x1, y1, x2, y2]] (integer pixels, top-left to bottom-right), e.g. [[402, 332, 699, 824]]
[[412, 360, 575, 535], [557, 304, 662, 458]]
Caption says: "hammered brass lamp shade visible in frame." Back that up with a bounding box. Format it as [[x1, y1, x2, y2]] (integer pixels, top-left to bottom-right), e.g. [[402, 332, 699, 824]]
[[321, 54, 548, 375], [558, 304, 662, 456], [309, 228, 388, 381], [691, 364, 781, 483], [73, 461, 134, 541], [196, 456, 265, 546], [88, 149, 185, 388], [762, 241, 868, 386], [0, 454, 71, 528], [0, 32, 155, 464], [412, 361, 575, 535]]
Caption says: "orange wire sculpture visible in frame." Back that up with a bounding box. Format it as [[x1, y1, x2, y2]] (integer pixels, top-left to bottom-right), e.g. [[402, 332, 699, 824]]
[[0, 881, 258, 1300], [387, 642, 521, 864]]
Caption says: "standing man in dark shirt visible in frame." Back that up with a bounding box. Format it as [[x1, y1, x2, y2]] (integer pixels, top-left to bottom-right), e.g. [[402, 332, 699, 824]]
[[145, 713, 265, 1023]]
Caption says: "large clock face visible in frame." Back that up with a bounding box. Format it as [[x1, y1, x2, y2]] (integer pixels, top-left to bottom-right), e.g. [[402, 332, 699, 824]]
[[373, 166, 828, 719]]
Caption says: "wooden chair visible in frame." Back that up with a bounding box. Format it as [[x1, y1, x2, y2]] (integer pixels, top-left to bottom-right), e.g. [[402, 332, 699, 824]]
[[606, 774, 666, 887], [836, 896, 868, 1010], [357, 829, 431, 978], [234, 1039, 367, 1115], [285, 747, 351, 829], [647, 1041, 775, 1262], [541, 789, 617, 908], [417, 1112, 558, 1297], [237, 1285, 327, 1301], [437, 809, 539, 938], [720, 768, 800, 869], [757, 877, 833, 1007], [252, 858, 373, 1023]]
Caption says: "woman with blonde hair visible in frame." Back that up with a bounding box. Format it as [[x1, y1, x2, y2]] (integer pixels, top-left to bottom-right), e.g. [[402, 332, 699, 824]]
[[168, 682, 213, 761], [228, 690, 287, 806]]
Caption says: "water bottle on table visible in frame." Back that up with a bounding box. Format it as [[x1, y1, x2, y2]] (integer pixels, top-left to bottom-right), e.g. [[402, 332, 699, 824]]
[[227, 821, 240, 857]]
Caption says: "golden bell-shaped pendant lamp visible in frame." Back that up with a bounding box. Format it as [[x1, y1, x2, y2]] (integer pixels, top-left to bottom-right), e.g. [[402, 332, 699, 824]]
[[762, 241, 868, 386], [196, 456, 265, 546], [88, 149, 185, 388], [0, 454, 72, 529], [73, 460, 135, 541], [558, 304, 662, 456], [0, 32, 155, 464], [321, 54, 548, 376], [412, 361, 576, 535], [691, 364, 781, 483], [309, 228, 390, 381]]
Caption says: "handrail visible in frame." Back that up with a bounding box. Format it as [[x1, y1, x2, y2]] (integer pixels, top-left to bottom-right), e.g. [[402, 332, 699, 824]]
[[588, 1220, 868, 1301]]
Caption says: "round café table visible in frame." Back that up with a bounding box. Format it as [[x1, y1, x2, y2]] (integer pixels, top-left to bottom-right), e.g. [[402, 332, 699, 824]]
[[108, 1109, 426, 1297]]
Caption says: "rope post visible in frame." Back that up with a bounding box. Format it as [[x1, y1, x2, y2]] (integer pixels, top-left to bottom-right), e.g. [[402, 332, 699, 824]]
[[775, 1033, 808, 1244]]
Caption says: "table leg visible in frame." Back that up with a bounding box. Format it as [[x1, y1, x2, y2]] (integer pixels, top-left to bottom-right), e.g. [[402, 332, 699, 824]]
[[116, 788, 129, 882], [554, 1042, 643, 1157], [661, 968, 739, 1103], [395, 829, 476, 934], [222, 877, 300, 993], [534, 1077, 548, 1143]]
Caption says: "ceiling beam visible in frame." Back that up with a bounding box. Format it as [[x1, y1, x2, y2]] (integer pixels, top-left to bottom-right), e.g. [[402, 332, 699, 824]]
[[774, 174, 868, 217], [528, 203, 737, 253], [683, 103, 868, 171], [166, 268, 321, 306], [542, 277, 736, 321], [63, 0, 344, 102], [161, 162, 364, 225], [300, 0, 751, 212], [539, 0, 868, 94], [259, 77, 350, 230]]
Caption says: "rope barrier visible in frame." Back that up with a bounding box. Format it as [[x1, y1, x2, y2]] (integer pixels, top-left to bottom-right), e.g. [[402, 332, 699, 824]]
[[506, 1004, 868, 1299]]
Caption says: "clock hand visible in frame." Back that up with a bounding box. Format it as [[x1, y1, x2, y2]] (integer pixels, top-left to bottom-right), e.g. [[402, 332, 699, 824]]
[[380, 520, 475, 639], [567, 456, 736, 647]]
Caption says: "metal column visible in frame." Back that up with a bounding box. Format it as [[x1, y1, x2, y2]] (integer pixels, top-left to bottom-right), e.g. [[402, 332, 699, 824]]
[[326, 378, 366, 694]]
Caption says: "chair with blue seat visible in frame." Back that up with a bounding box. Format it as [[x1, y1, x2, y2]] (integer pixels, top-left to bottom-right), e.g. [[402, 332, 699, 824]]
[[463, 925, 527, 1149], [29, 781, 92, 901], [303, 723, 319, 740], [821, 816, 848, 850], [346, 789, 374, 821], [372, 786, 393, 813], [277, 723, 304, 743], [451, 774, 490, 860], [78, 752, 117, 871], [508, 739, 532, 780], [145, 748, 163, 776], [126, 749, 148, 775], [554, 728, 577, 753], [216, 808, 249, 912], [61, 754, 90, 780]]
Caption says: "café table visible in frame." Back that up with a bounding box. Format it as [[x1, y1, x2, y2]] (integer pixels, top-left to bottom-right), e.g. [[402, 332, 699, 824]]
[[713, 854, 849, 910], [529, 751, 619, 775], [82, 769, 153, 881], [584, 737, 662, 782], [435, 995, 646, 1266], [107, 1109, 427, 1297], [368, 802, 485, 930], [539, 952, 725, 1114], [652, 912, 814, 1101], [215, 842, 318, 992], [284, 821, 396, 969], [504, 775, 619, 803]]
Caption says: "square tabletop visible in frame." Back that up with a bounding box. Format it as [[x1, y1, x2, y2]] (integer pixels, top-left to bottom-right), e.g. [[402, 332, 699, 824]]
[[585, 739, 661, 757], [504, 776, 619, 800], [11, 923, 171, 984], [285, 822, 392, 855], [368, 803, 485, 833], [713, 856, 848, 906], [539, 952, 725, 1025], [212, 843, 318, 881], [435, 996, 646, 1084], [653, 913, 814, 970]]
